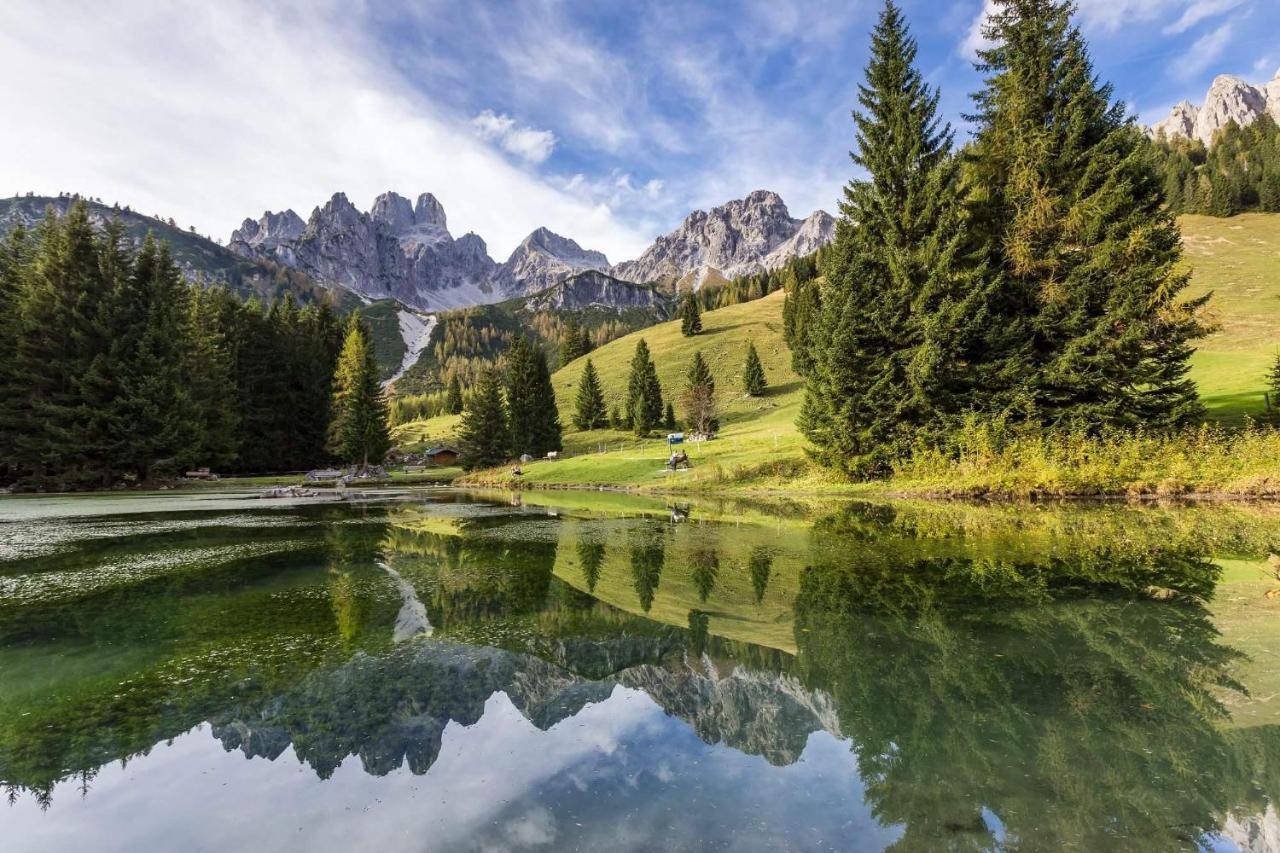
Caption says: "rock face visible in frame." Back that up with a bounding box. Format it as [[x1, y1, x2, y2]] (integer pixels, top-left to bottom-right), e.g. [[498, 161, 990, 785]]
[[230, 192, 615, 310], [764, 210, 836, 270], [521, 270, 671, 314], [230, 191, 499, 310], [1150, 71, 1280, 146], [490, 227, 610, 297], [230, 189, 834, 309], [611, 190, 833, 287]]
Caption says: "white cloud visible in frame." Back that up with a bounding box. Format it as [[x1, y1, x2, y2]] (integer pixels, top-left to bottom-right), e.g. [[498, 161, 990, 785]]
[[0, 1, 647, 260], [471, 109, 557, 164], [1162, 0, 1246, 35], [1174, 21, 1235, 79]]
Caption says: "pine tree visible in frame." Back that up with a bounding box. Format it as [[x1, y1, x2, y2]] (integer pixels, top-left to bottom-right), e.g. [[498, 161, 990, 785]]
[[681, 351, 718, 435], [560, 317, 591, 365], [185, 286, 240, 469], [0, 225, 30, 482], [506, 336, 562, 457], [968, 0, 1206, 430], [573, 358, 608, 430], [626, 339, 663, 435], [800, 0, 988, 475], [679, 290, 702, 336], [663, 401, 677, 432], [15, 203, 117, 487], [445, 374, 464, 414], [458, 367, 509, 470], [742, 342, 767, 396], [327, 317, 391, 470]]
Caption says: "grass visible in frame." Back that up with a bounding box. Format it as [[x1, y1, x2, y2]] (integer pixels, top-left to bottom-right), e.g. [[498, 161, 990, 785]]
[[405, 214, 1280, 496], [1182, 213, 1280, 423]]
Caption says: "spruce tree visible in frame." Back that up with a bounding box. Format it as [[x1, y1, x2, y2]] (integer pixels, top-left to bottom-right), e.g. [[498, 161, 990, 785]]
[[663, 401, 677, 432], [0, 225, 28, 481], [506, 336, 562, 457], [799, 0, 991, 475], [458, 367, 509, 470], [679, 290, 702, 336], [560, 318, 591, 364], [626, 339, 663, 435], [14, 203, 116, 487], [445, 374, 464, 414], [681, 351, 718, 435], [327, 318, 391, 470], [968, 0, 1206, 429], [185, 286, 240, 470], [573, 358, 608, 430], [742, 342, 767, 396]]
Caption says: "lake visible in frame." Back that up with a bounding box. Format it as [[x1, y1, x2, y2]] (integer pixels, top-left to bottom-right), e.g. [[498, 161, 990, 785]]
[[3, 489, 1280, 851]]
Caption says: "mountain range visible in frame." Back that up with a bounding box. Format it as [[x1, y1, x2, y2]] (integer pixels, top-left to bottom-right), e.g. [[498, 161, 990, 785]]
[[230, 189, 834, 311], [1149, 70, 1280, 146]]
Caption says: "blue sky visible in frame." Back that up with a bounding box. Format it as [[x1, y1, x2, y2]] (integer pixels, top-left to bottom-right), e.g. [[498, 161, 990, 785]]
[[1, 0, 1276, 261]]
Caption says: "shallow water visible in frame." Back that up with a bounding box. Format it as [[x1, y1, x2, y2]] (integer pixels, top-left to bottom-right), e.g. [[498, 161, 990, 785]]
[[3, 489, 1280, 851]]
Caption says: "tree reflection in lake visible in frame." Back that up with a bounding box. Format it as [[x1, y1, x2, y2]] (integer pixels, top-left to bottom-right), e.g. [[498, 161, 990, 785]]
[[4, 493, 1280, 851]]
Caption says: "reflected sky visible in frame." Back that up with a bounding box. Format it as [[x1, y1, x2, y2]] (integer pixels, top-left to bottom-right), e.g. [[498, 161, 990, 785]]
[[4, 489, 1280, 851], [4, 687, 895, 853]]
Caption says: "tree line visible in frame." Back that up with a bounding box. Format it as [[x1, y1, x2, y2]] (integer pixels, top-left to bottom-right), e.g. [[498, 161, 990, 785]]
[[787, 0, 1206, 478], [1152, 114, 1280, 216], [0, 201, 388, 489]]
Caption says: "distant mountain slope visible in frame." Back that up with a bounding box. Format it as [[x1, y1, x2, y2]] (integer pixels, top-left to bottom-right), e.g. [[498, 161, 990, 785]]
[[391, 273, 673, 395], [230, 191, 611, 309], [611, 190, 834, 288], [1149, 71, 1280, 145], [0, 194, 359, 309], [231, 189, 833, 308]]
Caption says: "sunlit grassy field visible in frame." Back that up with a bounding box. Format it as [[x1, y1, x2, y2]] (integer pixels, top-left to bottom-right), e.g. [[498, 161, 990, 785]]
[[400, 213, 1280, 491], [1182, 213, 1280, 423]]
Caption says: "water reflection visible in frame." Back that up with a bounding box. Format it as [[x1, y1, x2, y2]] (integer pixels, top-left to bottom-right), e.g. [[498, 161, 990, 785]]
[[3, 493, 1280, 851]]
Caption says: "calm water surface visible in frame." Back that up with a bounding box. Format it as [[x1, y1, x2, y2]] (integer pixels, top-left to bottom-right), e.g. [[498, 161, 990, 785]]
[[3, 488, 1280, 851]]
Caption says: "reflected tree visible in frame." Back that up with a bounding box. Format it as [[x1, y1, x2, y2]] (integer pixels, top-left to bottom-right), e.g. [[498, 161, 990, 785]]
[[690, 547, 720, 603], [791, 509, 1261, 850], [577, 539, 606, 593], [630, 530, 666, 613], [748, 547, 773, 605]]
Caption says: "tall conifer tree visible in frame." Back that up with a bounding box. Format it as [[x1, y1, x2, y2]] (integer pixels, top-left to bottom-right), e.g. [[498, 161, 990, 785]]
[[458, 367, 509, 470], [968, 0, 1206, 428], [573, 358, 608, 431], [799, 0, 987, 476], [506, 336, 562, 457], [445, 374, 464, 414], [679, 291, 702, 336], [742, 342, 767, 396], [327, 317, 391, 470], [626, 339, 663, 435]]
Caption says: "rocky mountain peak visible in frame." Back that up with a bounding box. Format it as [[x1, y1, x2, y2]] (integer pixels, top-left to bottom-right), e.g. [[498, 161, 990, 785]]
[[413, 193, 447, 231], [489, 227, 610, 297], [610, 190, 830, 286], [1150, 70, 1280, 146], [229, 208, 305, 250], [370, 191, 416, 232]]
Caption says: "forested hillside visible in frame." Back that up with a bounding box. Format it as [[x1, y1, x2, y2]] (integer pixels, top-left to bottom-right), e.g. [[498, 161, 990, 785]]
[[1152, 115, 1280, 216], [0, 194, 361, 308], [0, 201, 364, 488]]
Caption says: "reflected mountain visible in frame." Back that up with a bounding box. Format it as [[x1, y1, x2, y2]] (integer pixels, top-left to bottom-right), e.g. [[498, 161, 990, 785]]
[[6, 494, 1280, 850]]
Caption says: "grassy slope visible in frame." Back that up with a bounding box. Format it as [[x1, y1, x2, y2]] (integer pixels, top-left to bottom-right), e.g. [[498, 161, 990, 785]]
[[1182, 213, 1280, 422], [412, 214, 1280, 489], [459, 290, 819, 488]]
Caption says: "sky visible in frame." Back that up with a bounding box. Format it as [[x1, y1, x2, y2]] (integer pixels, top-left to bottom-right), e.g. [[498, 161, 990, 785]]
[[1, 0, 1277, 262]]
